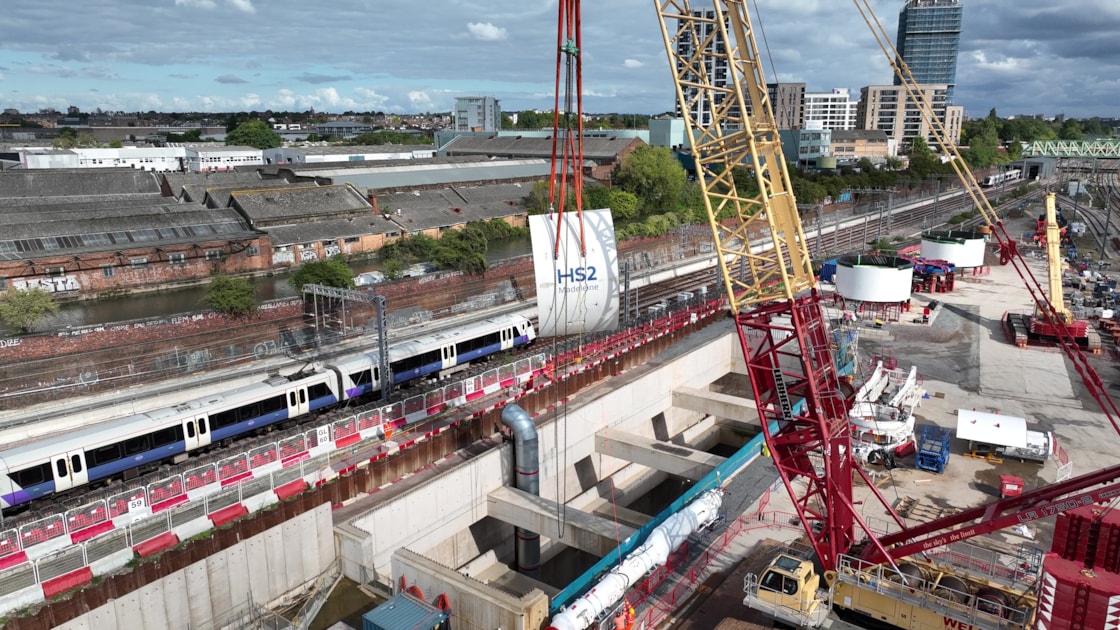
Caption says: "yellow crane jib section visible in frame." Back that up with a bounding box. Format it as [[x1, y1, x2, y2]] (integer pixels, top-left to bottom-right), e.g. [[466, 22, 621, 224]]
[[1038, 192, 1072, 324], [654, 0, 815, 314]]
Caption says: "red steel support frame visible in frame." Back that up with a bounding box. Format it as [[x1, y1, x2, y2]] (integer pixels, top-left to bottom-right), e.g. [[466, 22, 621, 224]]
[[739, 293, 903, 571]]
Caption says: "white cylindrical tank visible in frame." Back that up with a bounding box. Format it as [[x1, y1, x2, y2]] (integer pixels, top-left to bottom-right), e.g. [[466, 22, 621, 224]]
[[921, 230, 987, 268], [834, 255, 913, 302]]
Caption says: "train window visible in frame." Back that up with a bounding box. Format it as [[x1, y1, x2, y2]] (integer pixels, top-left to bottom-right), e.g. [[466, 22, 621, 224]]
[[211, 409, 238, 430], [457, 330, 500, 355], [236, 402, 262, 422], [299, 390, 307, 404], [289, 392, 296, 407], [71, 455, 83, 474], [124, 435, 149, 455], [373, 367, 379, 382], [12, 463, 51, 488], [308, 383, 330, 400], [152, 427, 180, 448], [199, 419, 207, 434], [55, 459, 67, 478], [186, 423, 196, 438], [262, 395, 285, 415], [350, 369, 371, 387], [89, 443, 122, 467], [392, 349, 442, 373]]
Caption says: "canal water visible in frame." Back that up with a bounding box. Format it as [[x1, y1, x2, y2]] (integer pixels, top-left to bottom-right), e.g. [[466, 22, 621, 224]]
[[35, 237, 533, 331]]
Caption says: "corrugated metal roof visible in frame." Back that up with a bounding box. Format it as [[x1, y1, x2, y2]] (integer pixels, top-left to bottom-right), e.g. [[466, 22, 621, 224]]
[[310, 159, 551, 190], [231, 184, 370, 224], [266, 216, 398, 245], [955, 409, 1027, 448], [443, 134, 643, 160], [362, 592, 448, 630], [0, 169, 161, 197]]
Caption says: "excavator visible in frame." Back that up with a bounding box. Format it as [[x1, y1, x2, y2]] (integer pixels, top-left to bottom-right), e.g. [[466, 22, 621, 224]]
[[653, 1, 1120, 628]]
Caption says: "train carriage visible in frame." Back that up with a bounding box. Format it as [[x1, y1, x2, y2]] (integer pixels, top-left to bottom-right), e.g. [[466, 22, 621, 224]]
[[0, 314, 534, 513]]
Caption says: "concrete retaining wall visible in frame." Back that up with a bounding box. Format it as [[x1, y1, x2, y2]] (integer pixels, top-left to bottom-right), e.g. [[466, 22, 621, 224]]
[[337, 322, 739, 585], [393, 548, 550, 630], [52, 504, 335, 630]]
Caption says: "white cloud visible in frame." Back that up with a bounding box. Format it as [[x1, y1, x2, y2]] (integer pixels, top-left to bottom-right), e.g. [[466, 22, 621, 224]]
[[228, 0, 255, 14], [274, 89, 297, 108], [623, 59, 644, 69], [408, 90, 435, 111], [354, 87, 390, 107], [467, 22, 508, 42], [240, 93, 262, 108], [174, 0, 217, 8]]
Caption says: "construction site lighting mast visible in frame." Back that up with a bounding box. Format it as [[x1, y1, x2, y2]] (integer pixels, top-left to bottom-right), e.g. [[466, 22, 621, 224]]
[[653, 0, 908, 572]]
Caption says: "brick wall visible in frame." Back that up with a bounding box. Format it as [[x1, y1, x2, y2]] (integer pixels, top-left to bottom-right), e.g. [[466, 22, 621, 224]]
[[0, 233, 690, 407], [0, 237, 271, 297]]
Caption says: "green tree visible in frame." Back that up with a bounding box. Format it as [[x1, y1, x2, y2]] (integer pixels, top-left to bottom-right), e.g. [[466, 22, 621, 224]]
[[108, 139, 123, 148], [584, 185, 612, 211], [908, 136, 934, 158], [75, 131, 99, 148], [202, 276, 258, 317], [1058, 119, 1084, 141], [165, 128, 203, 142], [0, 288, 60, 334], [677, 181, 706, 222], [615, 145, 688, 215], [527, 181, 553, 214], [383, 259, 405, 281], [288, 257, 355, 291], [52, 127, 78, 148], [225, 120, 282, 149], [608, 189, 641, 221], [869, 238, 897, 254], [349, 130, 430, 145]]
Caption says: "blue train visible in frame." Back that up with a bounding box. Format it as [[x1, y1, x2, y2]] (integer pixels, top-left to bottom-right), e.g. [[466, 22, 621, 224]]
[[0, 314, 536, 512]]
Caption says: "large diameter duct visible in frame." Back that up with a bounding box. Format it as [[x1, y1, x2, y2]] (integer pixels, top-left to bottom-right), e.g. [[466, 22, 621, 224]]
[[546, 489, 724, 630], [501, 404, 540, 578]]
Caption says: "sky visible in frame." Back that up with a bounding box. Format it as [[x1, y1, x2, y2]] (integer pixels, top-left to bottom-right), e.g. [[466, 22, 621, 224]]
[[1, 0, 1118, 120]]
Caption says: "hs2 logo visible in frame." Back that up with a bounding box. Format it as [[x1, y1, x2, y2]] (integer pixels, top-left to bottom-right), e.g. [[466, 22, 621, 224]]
[[557, 266, 598, 283]]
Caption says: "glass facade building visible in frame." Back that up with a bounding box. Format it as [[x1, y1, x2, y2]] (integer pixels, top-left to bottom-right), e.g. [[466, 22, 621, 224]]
[[894, 0, 963, 103]]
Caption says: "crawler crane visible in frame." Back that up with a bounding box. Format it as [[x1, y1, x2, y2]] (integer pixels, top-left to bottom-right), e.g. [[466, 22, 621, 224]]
[[654, 1, 1120, 628]]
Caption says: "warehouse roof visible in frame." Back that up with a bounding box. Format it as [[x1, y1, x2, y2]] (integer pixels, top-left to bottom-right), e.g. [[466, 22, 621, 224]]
[[162, 171, 264, 198], [230, 184, 371, 226], [375, 183, 527, 225], [300, 158, 551, 191], [182, 180, 298, 207], [283, 144, 436, 155], [0, 202, 255, 261], [270, 154, 490, 177], [0, 168, 161, 198], [442, 134, 644, 161], [0, 194, 166, 209], [265, 214, 401, 246]]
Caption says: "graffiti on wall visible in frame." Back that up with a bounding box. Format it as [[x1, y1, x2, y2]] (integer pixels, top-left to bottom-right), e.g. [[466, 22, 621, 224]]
[[14, 275, 80, 293], [272, 251, 295, 265], [324, 244, 341, 258], [299, 249, 319, 262]]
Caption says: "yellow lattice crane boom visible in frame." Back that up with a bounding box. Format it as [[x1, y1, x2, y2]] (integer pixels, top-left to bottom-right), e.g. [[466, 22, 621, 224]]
[[653, 1, 815, 312], [1039, 193, 1072, 324]]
